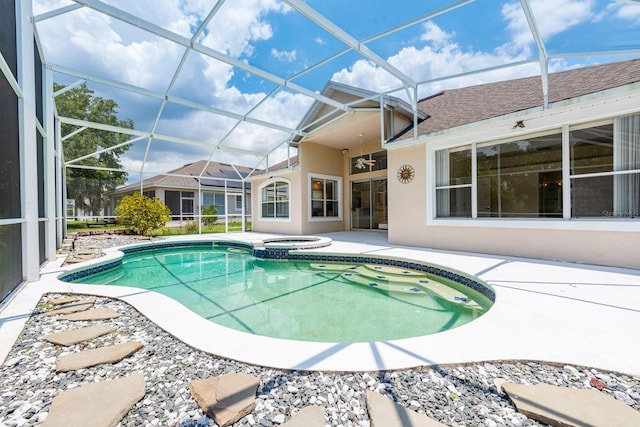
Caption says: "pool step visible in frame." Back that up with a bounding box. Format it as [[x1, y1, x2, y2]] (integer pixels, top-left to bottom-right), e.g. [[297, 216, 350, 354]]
[[361, 263, 426, 278], [340, 268, 483, 310], [309, 263, 358, 272], [340, 271, 428, 295]]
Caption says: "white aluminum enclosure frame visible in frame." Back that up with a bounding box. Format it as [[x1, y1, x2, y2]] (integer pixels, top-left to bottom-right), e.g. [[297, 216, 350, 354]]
[[29, 0, 640, 181]]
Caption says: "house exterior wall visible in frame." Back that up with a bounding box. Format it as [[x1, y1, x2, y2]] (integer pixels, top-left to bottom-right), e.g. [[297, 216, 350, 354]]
[[300, 142, 347, 234], [251, 142, 349, 235], [387, 85, 640, 269], [251, 171, 303, 234]]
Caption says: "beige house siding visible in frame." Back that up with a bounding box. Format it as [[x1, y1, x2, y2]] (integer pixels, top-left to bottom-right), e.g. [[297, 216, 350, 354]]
[[300, 142, 347, 234], [390, 225, 639, 268], [388, 143, 427, 243], [252, 172, 302, 234], [387, 84, 640, 269]]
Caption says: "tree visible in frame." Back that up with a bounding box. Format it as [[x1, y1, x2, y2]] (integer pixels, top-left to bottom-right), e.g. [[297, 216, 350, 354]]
[[115, 192, 171, 235], [55, 83, 133, 217]]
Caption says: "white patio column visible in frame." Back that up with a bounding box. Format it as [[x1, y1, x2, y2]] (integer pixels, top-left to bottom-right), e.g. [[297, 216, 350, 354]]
[[44, 67, 57, 259], [17, 0, 40, 281]]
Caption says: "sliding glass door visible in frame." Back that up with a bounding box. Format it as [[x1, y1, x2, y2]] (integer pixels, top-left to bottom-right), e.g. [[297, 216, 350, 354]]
[[351, 179, 387, 230]]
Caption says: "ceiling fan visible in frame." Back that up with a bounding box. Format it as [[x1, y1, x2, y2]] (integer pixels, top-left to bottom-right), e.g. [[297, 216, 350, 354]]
[[354, 133, 376, 170]]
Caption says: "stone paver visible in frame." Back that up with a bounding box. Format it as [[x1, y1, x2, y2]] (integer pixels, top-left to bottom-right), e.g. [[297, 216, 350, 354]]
[[281, 405, 325, 427], [502, 381, 640, 427], [42, 374, 146, 427], [44, 325, 116, 346], [47, 296, 81, 306], [189, 373, 260, 427], [57, 307, 121, 321], [55, 341, 144, 372], [366, 390, 447, 427], [44, 298, 96, 316]]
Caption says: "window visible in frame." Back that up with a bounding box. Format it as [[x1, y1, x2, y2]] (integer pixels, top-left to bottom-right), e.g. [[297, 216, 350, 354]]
[[570, 116, 640, 217], [260, 180, 289, 219], [309, 174, 341, 220], [165, 190, 194, 220], [203, 192, 226, 215], [435, 146, 472, 217], [235, 195, 243, 210], [477, 134, 563, 218], [350, 150, 387, 174], [433, 113, 640, 220]]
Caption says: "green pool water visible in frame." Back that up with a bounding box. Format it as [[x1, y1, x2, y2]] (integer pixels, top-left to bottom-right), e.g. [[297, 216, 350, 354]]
[[74, 246, 491, 342]]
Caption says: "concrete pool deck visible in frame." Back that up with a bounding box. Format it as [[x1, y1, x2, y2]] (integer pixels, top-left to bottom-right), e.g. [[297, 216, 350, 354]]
[[1, 231, 639, 377]]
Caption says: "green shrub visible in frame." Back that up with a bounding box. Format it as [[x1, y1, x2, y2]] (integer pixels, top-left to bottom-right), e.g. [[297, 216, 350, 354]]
[[202, 204, 219, 226], [115, 192, 171, 235]]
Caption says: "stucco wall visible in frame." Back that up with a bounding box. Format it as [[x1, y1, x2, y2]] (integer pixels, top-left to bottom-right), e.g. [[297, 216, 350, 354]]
[[300, 142, 347, 235], [388, 143, 427, 242], [251, 171, 303, 234]]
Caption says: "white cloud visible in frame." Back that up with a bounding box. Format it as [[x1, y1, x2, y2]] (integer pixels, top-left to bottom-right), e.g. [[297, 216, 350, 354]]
[[607, 2, 640, 24], [331, 19, 535, 97], [420, 21, 455, 48], [501, 0, 595, 49], [315, 37, 327, 45], [270, 48, 297, 62], [330, 1, 600, 97]]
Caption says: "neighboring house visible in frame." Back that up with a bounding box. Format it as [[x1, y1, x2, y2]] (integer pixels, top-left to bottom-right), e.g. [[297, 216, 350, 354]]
[[249, 59, 640, 268], [111, 160, 254, 223]]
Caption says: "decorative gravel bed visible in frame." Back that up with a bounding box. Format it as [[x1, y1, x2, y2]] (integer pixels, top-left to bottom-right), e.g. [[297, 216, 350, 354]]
[[2, 234, 639, 426]]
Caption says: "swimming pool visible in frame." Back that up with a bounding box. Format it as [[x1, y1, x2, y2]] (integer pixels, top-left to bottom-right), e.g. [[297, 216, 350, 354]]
[[61, 241, 493, 343]]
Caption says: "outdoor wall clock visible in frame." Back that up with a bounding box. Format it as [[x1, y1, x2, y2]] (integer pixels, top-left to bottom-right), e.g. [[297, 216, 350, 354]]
[[397, 164, 415, 183]]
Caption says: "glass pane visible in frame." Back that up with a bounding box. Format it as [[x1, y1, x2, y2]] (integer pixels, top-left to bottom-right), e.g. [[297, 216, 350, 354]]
[[311, 200, 324, 217], [276, 202, 288, 218], [436, 147, 471, 186], [436, 188, 471, 217], [477, 134, 562, 218], [262, 185, 274, 202], [214, 193, 226, 214], [262, 202, 274, 218], [325, 180, 336, 200], [570, 124, 613, 175], [371, 151, 387, 171], [571, 175, 613, 217], [351, 156, 370, 174], [276, 183, 288, 201], [326, 201, 339, 217], [311, 179, 323, 200], [181, 191, 194, 197], [372, 179, 388, 228], [351, 181, 371, 229]]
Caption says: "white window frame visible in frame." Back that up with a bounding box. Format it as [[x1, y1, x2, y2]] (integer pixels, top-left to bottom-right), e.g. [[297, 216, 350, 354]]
[[308, 173, 342, 222], [259, 178, 291, 222], [427, 116, 640, 233]]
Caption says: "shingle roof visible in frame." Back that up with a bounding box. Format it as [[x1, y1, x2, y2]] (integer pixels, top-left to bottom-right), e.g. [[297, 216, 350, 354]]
[[396, 58, 640, 141], [114, 160, 258, 193]]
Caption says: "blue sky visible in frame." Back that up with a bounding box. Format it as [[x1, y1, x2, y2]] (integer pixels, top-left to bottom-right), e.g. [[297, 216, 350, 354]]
[[32, 0, 640, 180]]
